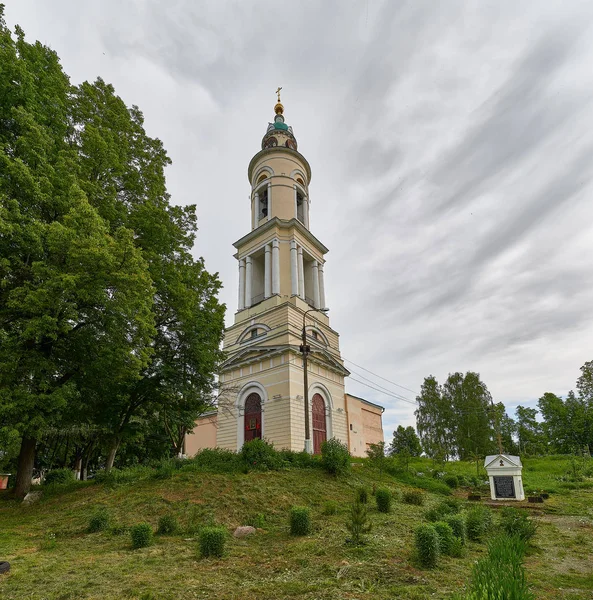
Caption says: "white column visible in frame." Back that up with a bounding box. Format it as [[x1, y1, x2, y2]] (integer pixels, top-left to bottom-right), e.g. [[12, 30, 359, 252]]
[[303, 197, 310, 229], [264, 243, 272, 298], [318, 262, 326, 309], [238, 258, 246, 310], [297, 246, 305, 300], [272, 239, 280, 295], [312, 260, 320, 308], [290, 240, 298, 296], [254, 192, 260, 229], [245, 256, 253, 308], [267, 182, 272, 221]]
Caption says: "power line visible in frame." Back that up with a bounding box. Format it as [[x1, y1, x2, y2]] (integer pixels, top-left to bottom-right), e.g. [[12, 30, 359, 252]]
[[343, 357, 419, 395], [347, 366, 417, 403], [349, 377, 418, 406]]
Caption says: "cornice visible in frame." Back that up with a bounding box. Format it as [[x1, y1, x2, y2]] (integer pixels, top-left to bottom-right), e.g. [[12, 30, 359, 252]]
[[233, 217, 329, 255], [248, 147, 312, 183]]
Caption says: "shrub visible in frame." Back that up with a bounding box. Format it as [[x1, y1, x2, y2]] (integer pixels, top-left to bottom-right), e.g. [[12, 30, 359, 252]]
[[466, 506, 493, 542], [459, 535, 533, 600], [43, 468, 75, 486], [346, 501, 372, 545], [153, 459, 176, 480], [499, 507, 537, 543], [199, 526, 227, 558], [320, 438, 351, 475], [290, 506, 311, 536], [322, 501, 338, 516], [157, 514, 179, 535], [356, 486, 369, 504], [415, 523, 440, 568], [278, 449, 317, 469], [247, 513, 266, 528], [434, 521, 456, 556], [444, 513, 467, 545], [130, 523, 153, 549], [185, 448, 242, 473], [444, 475, 459, 489], [94, 466, 153, 486], [425, 498, 461, 522], [240, 438, 282, 471], [375, 488, 392, 513], [403, 490, 425, 506], [88, 509, 110, 533]]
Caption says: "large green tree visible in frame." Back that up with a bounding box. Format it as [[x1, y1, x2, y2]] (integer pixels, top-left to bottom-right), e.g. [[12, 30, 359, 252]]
[[389, 425, 422, 457], [515, 405, 545, 455]]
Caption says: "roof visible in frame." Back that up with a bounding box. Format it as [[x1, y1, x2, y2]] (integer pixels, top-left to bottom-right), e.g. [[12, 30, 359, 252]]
[[484, 454, 522, 468], [345, 393, 385, 413]]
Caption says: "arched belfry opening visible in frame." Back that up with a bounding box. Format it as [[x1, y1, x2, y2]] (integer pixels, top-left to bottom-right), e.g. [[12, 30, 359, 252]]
[[312, 393, 327, 454], [244, 393, 262, 442]]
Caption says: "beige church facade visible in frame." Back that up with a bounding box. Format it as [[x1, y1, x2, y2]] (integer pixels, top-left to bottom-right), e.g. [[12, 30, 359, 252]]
[[185, 96, 384, 458]]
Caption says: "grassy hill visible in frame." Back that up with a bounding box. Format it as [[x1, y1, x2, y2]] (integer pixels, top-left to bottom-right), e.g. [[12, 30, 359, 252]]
[[1, 456, 592, 600]]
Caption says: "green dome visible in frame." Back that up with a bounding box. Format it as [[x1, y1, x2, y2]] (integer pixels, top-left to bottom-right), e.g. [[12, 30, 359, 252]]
[[274, 122, 288, 131]]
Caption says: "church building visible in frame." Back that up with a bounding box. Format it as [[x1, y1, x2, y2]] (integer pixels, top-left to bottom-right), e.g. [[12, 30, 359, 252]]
[[185, 94, 384, 458]]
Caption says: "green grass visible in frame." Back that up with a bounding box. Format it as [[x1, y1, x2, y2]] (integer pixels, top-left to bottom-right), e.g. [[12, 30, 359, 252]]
[[0, 456, 591, 599]]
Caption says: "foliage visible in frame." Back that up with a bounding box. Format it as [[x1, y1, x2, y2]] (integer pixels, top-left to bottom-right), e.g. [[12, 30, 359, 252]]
[[320, 438, 350, 476], [322, 501, 338, 516], [375, 488, 392, 513], [185, 448, 243, 473], [157, 515, 179, 535], [425, 498, 461, 522], [247, 513, 266, 528], [515, 405, 546, 456], [402, 490, 425, 506], [434, 521, 456, 556], [444, 513, 467, 545], [366, 441, 387, 476], [43, 469, 75, 486], [414, 523, 440, 568], [278, 449, 318, 469], [346, 501, 372, 545], [385, 466, 453, 495], [130, 523, 153, 549], [444, 474, 459, 489], [456, 535, 534, 600], [199, 527, 226, 558], [465, 506, 493, 542], [356, 486, 369, 504], [499, 507, 537, 543], [88, 509, 110, 533], [94, 466, 154, 487], [290, 506, 312, 536], [389, 425, 422, 457], [240, 439, 282, 471]]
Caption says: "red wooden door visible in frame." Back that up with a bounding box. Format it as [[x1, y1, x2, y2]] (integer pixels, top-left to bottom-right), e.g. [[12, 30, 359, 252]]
[[244, 393, 262, 442], [312, 394, 327, 454]]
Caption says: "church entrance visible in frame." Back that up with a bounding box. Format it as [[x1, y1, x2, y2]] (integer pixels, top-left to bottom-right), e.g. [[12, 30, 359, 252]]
[[312, 394, 327, 454], [244, 393, 262, 442]]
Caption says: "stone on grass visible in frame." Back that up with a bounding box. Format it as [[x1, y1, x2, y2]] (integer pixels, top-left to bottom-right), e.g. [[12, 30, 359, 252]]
[[233, 526, 256, 538], [22, 491, 42, 505]]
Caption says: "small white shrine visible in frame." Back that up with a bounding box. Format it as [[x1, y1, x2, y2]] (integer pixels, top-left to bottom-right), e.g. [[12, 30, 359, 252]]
[[484, 454, 525, 501]]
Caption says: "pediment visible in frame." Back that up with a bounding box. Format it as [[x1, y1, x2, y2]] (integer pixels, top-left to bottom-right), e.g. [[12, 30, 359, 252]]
[[484, 454, 522, 469]]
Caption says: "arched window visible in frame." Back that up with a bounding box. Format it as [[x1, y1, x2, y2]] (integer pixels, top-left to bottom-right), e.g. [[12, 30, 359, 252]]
[[257, 173, 269, 184], [244, 393, 262, 442], [312, 394, 327, 454], [259, 187, 269, 219], [296, 177, 305, 186], [296, 191, 304, 223]]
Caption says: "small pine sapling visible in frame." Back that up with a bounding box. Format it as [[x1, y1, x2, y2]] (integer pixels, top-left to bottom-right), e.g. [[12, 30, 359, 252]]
[[346, 501, 372, 545]]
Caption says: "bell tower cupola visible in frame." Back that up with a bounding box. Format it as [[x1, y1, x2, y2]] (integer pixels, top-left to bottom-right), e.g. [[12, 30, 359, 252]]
[[248, 89, 311, 231]]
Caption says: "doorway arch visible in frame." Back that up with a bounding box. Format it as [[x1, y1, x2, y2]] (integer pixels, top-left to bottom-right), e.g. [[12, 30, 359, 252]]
[[312, 393, 327, 454]]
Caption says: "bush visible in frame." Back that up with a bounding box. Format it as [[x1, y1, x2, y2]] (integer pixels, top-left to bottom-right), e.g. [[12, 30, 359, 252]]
[[403, 490, 425, 506], [185, 448, 242, 473], [290, 506, 311, 536], [130, 523, 153, 549], [322, 501, 339, 516], [157, 514, 179, 535], [43, 468, 75, 486], [320, 438, 351, 475], [356, 486, 369, 504], [346, 501, 372, 545], [199, 526, 227, 558], [278, 449, 318, 469], [415, 523, 440, 568], [94, 466, 153, 487], [240, 439, 282, 471], [153, 459, 176, 480], [375, 488, 392, 513], [434, 521, 456, 556], [459, 535, 533, 600], [88, 509, 110, 533], [444, 513, 467, 545], [425, 498, 461, 522], [466, 506, 493, 542], [444, 475, 459, 489], [499, 507, 537, 543], [384, 464, 452, 496], [247, 513, 266, 528]]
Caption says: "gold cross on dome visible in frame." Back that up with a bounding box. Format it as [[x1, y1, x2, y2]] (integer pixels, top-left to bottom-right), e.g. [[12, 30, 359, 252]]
[[276, 87, 282, 102]]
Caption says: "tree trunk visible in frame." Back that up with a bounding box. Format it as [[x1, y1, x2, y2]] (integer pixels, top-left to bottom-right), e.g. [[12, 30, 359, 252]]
[[105, 439, 120, 470], [15, 436, 37, 498]]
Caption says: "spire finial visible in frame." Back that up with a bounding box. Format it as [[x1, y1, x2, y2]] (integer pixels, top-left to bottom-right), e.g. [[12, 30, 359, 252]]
[[274, 87, 284, 115]]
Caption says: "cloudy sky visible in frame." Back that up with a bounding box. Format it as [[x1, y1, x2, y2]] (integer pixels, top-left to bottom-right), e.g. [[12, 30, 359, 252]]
[[6, 0, 593, 438]]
